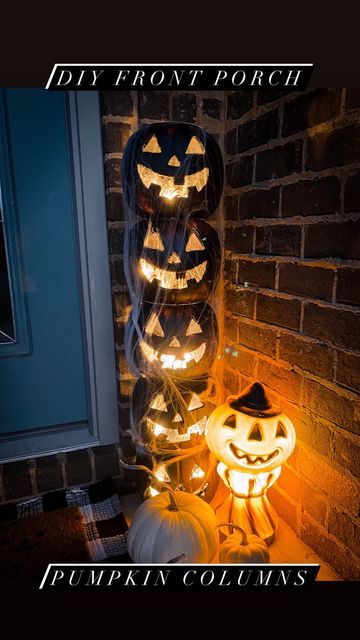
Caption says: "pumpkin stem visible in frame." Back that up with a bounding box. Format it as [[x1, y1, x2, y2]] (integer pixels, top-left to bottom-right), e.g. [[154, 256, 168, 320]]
[[217, 522, 248, 545], [119, 459, 179, 511]]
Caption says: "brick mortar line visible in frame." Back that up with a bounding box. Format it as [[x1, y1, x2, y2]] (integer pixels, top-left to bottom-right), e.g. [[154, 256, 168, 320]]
[[227, 130, 307, 159], [224, 165, 360, 193], [104, 152, 123, 161], [277, 462, 358, 519], [299, 300, 305, 332], [224, 365, 360, 446], [102, 115, 136, 124], [340, 88, 347, 118], [226, 281, 360, 313], [332, 269, 338, 302], [226, 106, 360, 159], [224, 310, 359, 347], [226, 89, 306, 128], [88, 448, 96, 484], [297, 507, 360, 553], [106, 187, 123, 195], [225, 251, 360, 269], [333, 350, 338, 385], [224, 337, 360, 404], [224, 211, 360, 226]]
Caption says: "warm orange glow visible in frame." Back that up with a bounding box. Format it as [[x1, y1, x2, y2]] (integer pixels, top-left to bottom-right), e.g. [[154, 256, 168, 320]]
[[140, 341, 206, 370], [152, 423, 165, 437], [143, 226, 164, 251], [142, 135, 161, 153], [191, 464, 205, 480], [150, 394, 168, 412], [187, 393, 203, 411], [137, 164, 209, 199], [185, 136, 205, 155], [140, 258, 207, 290], [144, 313, 165, 337], [185, 318, 203, 336], [155, 464, 170, 483], [148, 416, 207, 443], [217, 462, 281, 498], [185, 232, 205, 252]]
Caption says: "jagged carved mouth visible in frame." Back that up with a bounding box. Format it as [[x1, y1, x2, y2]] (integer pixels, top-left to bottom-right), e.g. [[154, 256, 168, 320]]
[[140, 341, 206, 370], [137, 164, 209, 200], [229, 443, 279, 466], [147, 416, 207, 443], [139, 258, 207, 290]]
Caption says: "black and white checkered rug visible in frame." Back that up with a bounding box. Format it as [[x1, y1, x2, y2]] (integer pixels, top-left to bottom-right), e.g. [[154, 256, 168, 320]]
[[0, 477, 130, 562]]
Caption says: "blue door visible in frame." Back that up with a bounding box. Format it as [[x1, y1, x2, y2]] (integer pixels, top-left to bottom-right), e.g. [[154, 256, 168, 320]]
[[0, 90, 89, 441]]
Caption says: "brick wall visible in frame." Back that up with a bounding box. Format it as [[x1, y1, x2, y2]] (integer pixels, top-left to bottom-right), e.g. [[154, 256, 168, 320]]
[[223, 88, 360, 580], [1, 88, 359, 581]]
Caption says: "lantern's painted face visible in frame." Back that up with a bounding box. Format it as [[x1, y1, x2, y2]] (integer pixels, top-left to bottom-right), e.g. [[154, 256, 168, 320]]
[[206, 405, 296, 474], [134, 218, 221, 303], [122, 122, 224, 218], [134, 303, 218, 379], [132, 378, 215, 448]]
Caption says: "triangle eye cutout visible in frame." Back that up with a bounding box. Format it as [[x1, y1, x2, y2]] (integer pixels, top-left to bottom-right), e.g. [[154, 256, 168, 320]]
[[145, 312, 165, 337], [187, 393, 204, 411], [185, 231, 205, 252], [185, 318, 202, 336], [142, 135, 161, 153], [224, 414, 236, 429], [248, 423, 263, 441], [144, 225, 164, 251], [150, 394, 168, 412], [276, 422, 287, 438], [185, 136, 205, 155]]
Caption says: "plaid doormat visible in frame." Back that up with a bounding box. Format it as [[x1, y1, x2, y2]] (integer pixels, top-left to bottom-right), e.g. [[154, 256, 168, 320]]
[[0, 477, 130, 562]]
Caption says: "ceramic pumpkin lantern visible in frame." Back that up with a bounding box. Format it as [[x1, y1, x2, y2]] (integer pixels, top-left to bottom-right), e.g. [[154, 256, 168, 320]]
[[122, 122, 224, 219], [129, 302, 219, 380], [205, 382, 296, 543], [131, 217, 221, 304], [131, 376, 216, 451]]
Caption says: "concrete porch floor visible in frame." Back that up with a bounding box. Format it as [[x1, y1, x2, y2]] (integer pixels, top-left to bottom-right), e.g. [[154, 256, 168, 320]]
[[121, 492, 340, 581]]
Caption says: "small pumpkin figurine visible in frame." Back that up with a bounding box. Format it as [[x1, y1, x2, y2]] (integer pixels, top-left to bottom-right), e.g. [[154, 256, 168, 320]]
[[121, 460, 218, 564], [218, 523, 270, 564]]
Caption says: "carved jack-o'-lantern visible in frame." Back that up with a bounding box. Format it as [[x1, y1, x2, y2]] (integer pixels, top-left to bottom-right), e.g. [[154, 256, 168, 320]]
[[131, 376, 216, 451], [131, 302, 218, 380], [122, 122, 223, 219], [132, 218, 221, 304], [135, 449, 219, 503], [205, 383, 296, 544]]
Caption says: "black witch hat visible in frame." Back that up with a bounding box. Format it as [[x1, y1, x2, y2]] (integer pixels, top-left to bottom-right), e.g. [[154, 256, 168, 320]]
[[229, 382, 280, 418]]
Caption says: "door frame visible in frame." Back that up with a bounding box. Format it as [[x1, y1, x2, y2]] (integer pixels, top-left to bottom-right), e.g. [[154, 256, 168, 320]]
[[0, 91, 119, 461]]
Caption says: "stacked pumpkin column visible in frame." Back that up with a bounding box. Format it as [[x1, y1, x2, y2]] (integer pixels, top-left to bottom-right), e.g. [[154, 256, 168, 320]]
[[122, 122, 224, 502]]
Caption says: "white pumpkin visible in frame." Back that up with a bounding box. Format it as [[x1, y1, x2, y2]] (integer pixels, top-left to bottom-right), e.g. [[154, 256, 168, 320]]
[[127, 489, 218, 564], [218, 523, 270, 564], [120, 458, 219, 564]]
